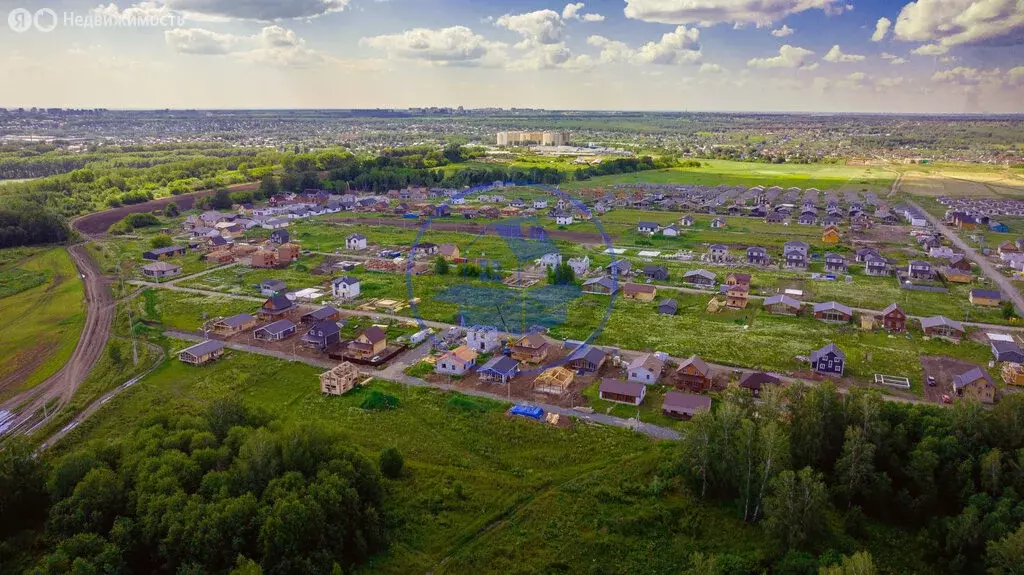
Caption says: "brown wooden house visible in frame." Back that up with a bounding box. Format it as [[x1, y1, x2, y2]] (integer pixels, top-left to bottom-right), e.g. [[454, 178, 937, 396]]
[[510, 332, 550, 364], [726, 284, 750, 309], [880, 303, 906, 332], [348, 326, 387, 359], [673, 355, 712, 392]]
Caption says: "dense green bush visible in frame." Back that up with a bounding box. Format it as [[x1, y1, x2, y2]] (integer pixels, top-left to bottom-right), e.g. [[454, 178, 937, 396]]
[[379, 447, 404, 479]]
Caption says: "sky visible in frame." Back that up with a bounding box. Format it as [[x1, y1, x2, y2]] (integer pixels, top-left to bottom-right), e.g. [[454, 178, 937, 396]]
[[0, 0, 1022, 113]]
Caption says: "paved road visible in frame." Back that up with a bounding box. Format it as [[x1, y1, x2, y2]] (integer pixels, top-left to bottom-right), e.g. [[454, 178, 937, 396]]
[[909, 200, 1024, 316], [0, 242, 115, 438], [167, 331, 683, 440]]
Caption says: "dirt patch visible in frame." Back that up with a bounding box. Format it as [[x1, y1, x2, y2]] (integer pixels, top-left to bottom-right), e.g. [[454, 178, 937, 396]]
[[921, 355, 979, 404], [0, 342, 57, 399]]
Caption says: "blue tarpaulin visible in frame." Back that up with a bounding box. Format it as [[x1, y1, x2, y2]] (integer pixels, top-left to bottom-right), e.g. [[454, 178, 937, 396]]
[[509, 405, 544, 420]]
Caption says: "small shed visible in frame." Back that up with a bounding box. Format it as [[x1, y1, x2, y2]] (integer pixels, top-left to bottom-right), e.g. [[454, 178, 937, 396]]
[[661, 391, 711, 419], [598, 379, 646, 406]]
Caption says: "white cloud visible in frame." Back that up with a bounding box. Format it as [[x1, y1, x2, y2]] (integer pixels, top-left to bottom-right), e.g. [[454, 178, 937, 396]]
[[587, 26, 702, 66], [623, 0, 846, 27], [875, 76, 906, 89], [931, 66, 1003, 86], [562, 2, 605, 21], [771, 25, 794, 37], [163, 0, 349, 21], [823, 44, 865, 62], [496, 9, 565, 46], [165, 25, 326, 67], [881, 52, 908, 64], [911, 43, 948, 55], [894, 0, 1024, 51], [747, 44, 816, 68], [360, 26, 507, 66], [871, 17, 891, 41], [699, 62, 724, 73], [1008, 67, 1024, 87]]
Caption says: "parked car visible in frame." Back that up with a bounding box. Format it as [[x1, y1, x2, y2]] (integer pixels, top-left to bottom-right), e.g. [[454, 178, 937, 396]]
[[927, 376, 937, 387]]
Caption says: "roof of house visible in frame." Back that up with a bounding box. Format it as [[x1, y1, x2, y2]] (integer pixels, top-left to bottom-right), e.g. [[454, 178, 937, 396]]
[[568, 345, 607, 365], [638, 220, 660, 228], [629, 353, 665, 374], [683, 269, 716, 281], [142, 261, 181, 272], [920, 315, 964, 331], [332, 276, 360, 286], [359, 325, 387, 344], [662, 391, 712, 412], [347, 233, 366, 241], [728, 273, 751, 283], [219, 313, 256, 328], [813, 301, 853, 315], [971, 289, 1003, 300], [441, 345, 478, 365], [439, 243, 459, 255], [747, 246, 767, 254], [953, 367, 993, 390], [643, 265, 668, 274], [479, 355, 519, 375], [517, 332, 547, 349], [181, 340, 225, 357], [881, 303, 904, 316], [658, 298, 678, 313], [825, 253, 846, 261], [305, 306, 340, 321], [264, 294, 293, 310], [739, 371, 781, 390], [583, 276, 618, 290], [764, 294, 801, 308], [146, 245, 185, 256], [261, 279, 286, 289], [677, 355, 710, 377], [307, 319, 341, 336], [259, 319, 296, 335], [991, 340, 1024, 361], [624, 283, 656, 295], [811, 343, 845, 362], [599, 379, 646, 397]]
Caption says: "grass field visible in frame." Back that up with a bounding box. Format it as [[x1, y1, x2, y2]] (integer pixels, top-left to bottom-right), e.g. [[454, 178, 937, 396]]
[[53, 350, 780, 574], [0, 247, 85, 401], [897, 163, 1024, 198], [560, 160, 897, 192]]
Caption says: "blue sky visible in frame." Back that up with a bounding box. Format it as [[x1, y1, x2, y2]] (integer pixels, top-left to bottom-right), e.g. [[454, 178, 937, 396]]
[[0, 0, 1021, 112]]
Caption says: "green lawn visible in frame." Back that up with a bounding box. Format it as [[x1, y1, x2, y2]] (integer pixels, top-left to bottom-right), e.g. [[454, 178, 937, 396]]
[[0, 247, 86, 401]]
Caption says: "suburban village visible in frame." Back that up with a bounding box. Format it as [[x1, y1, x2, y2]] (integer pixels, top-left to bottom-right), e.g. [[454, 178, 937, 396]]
[[119, 177, 1024, 430]]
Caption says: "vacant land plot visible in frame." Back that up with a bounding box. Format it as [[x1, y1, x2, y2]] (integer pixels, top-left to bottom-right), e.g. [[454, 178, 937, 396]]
[[561, 160, 896, 191], [54, 351, 765, 574], [0, 247, 85, 400], [899, 164, 1024, 198]]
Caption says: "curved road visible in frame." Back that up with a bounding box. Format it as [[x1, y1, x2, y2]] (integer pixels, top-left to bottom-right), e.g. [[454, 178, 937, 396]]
[[908, 200, 1024, 316]]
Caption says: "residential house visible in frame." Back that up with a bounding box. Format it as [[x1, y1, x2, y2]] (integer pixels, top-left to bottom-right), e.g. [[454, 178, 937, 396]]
[[319, 362, 362, 396], [930, 246, 955, 259], [251, 250, 279, 269], [824, 253, 848, 273], [856, 248, 881, 263], [798, 213, 816, 225], [661, 391, 711, 419], [260, 295, 294, 318], [662, 224, 681, 237], [302, 320, 342, 351], [346, 234, 367, 250], [953, 367, 997, 404], [810, 344, 845, 376], [533, 199, 548, 209], [683, 269, 716, 287], [628, 354, 665, 384], [865, 256, 890, 276], [747, 247, 770, 266], [277, 243, 300, 263], [143, 245, 187, 261], [439, 243, 461, 261], [992, 340, 1024, 364], [467, 325, 501, 353], [783, 241, 809, 269], [908, 260, 933, 280], [948, 255, 972, 272], [658, 298, 678, 315], [707, 244, 729, 263], [920, 316, 965, 341], [643, 265, 669, 282], [178, 340, 225, 366], [680, 215, 695, 227], [821, 225, 841, 245], [710, 217, 725, 228], [301, 306, 341, 325], [970, 289, 1003, 307], [260, 279, 286, 297], [727, 273, 751, 287], [726, 284, 750, 309], [348, 326, 387, 359], [254, 319, 297, 341], [813, 301, 853, 323], [637, 221, 661, 234], [764, 294, 801, 315], [269, 229, 290, 244], [623, 283, 657, 301], [880, 303, 907, 332], [540, 253, 563, 269], [599, 379, 646, 405], [212, 313, 257, 336], [435, 345, 479, 376], [478, 356, 519, 384], [941, 267, 973, 284], [566, 346, 607, 373], [141, 261, 181, 280], [606, 259, 632, 277], [510, 332, 550, 364], [567, 256, 590, 276], [673, 355, 712, 392], [582, 276, 618, 295], [998, 241, 1020, 258], [554, 212, 574, 225], [331, 276, 361, 299], [261, 218, 290, 230], [739, 372, 781, 398]]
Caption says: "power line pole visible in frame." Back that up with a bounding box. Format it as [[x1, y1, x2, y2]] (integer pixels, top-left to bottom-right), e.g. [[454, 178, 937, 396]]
[[119, 261, 139, 366]]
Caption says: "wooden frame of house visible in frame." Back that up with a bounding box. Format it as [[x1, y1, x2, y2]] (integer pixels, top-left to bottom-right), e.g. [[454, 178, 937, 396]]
[[320, 362, 362, 396]]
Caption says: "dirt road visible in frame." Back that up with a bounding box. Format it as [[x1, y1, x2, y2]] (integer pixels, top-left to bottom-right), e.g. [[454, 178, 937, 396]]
[[0, 242, 114, 437]]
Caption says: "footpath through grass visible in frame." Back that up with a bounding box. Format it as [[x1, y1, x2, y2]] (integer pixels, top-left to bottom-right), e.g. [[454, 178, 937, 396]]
[[0, 247, 85, 401]]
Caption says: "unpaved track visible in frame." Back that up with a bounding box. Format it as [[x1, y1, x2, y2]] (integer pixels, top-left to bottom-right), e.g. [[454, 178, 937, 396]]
[[1, 241, 114, 437]]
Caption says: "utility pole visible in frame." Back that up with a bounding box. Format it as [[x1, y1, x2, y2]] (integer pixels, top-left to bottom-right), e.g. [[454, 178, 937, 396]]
[[120, 260, 139, 366]]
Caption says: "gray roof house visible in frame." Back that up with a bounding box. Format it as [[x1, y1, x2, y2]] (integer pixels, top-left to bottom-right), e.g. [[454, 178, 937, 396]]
[[683, 269, 716, 286], [991, 340, 1024, 363], [658, 298, 678, 315]]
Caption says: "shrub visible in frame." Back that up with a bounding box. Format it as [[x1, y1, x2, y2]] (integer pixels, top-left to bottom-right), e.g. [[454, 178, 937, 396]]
[[360, 391, 400, 411], [379, 447, 404, 479]]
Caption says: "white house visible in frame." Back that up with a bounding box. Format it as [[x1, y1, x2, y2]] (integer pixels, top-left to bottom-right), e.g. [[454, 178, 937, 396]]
[[435, 346, 478, 376], [554, 212, 574, 225], [261, 218, 290, 230], [627, 354, 665, 384], [534, 199, 549, 209], [568, 256, 590, 276], [331, 276, 361, 299], [467, 325, 501, 353], [540, 253, 563, 269], [346, 234, 367, 250], [929, 246, 956, 259], [663, 225, 681, 237]]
